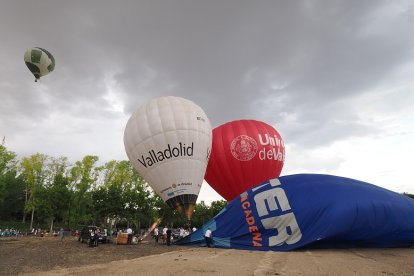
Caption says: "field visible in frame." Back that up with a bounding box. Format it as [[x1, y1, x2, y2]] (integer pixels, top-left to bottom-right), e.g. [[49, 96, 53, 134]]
[[1, 236, 414, 275], [0, 236, 181, 275]]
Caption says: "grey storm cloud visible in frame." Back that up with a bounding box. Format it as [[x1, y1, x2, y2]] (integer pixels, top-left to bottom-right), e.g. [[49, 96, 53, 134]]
[[1, 0, 413, 167]]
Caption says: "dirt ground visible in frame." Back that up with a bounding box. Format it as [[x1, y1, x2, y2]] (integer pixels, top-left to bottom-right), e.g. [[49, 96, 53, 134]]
[[1, 236, 414, 276], [0, 236, 181, 275]]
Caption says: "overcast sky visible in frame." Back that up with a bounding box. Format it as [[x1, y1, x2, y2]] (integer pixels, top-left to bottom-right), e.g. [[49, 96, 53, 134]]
[[1, 1, 413, 203]]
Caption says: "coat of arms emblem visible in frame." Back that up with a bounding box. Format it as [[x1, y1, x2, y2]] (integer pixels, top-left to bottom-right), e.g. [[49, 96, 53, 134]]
[[230, 135, 258, 161]]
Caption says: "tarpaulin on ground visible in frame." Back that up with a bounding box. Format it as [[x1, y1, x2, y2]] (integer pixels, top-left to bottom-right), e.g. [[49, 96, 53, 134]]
[[177, 174, 414, 251]]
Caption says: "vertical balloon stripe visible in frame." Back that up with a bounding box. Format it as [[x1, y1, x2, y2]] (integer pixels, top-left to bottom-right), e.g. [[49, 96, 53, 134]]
[[37, 47, 55, 72], [47, 63, 54, 72], [216, 126, 236, 200], [25, 62, 40, 78], [31, 49, 42, 63]]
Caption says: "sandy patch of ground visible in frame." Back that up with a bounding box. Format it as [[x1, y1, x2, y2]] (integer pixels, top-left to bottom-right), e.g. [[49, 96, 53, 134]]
[[22, 246, 414, 276], [2, 237, 414, 275]]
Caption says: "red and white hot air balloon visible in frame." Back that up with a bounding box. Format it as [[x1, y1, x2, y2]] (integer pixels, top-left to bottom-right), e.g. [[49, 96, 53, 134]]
[[205, 119, 285, 202]]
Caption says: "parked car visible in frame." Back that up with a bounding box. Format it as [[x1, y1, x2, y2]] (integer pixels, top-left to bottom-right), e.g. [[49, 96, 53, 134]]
[[171, 229, 180, 240], [78, 226, 107, 244]]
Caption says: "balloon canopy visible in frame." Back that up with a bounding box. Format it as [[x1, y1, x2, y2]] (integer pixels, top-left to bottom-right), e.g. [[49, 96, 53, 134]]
[[124, 96, 212, 221], [24, 47, 55, 81], [177, 174, 414, 250], [205, 119, 285, 201]]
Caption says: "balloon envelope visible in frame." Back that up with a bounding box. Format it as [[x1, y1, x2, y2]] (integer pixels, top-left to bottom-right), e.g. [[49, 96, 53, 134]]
[[177, 174, 414, 250], [24, 47, 55, 81], [205, 119, 285, 201], [124, 96, 212, 220]]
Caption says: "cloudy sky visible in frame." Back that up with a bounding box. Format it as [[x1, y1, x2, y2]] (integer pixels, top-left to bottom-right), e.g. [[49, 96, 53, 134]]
[[1, 1, 413, 203]]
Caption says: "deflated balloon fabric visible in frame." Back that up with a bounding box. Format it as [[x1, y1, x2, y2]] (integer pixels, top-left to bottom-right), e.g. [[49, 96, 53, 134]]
[[177, 174, 414, 251]]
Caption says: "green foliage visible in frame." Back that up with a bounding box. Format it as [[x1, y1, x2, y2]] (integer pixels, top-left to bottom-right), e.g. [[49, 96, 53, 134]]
[[0, 221, 31, 231], [210, 200, 227, 216], [403, 193, 414, 199], [0, 145, 18, 216], [151, 194, 183, 227], [0, 145, 17, 174], [0, 144, 224, 231], [191, 200, 212, 227], [69, 155, 99, 227], [0, 172, 25, 220], [20, 153, 49, 229]]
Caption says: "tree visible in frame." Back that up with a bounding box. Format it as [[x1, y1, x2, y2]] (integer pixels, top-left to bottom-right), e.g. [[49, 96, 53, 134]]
[[151, 194, 182, 228], [92, 160, 154, 231], [191, 201, 211, 227], [68, 155, 99, 227], [20, 153, 49, 229], [210, 200, 227, 217], [0, 169, 25, 221], [403, 193, 414, 200], [39, 157, 72, 232], [0, 146, 227, 232], [0, 145, 18, 215]]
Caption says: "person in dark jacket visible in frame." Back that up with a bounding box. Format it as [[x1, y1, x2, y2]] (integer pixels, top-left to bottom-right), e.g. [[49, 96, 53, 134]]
[[166, 228, 172, 246]]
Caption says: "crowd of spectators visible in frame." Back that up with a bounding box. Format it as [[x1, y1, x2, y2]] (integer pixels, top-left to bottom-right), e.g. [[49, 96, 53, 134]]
[[0, 227, 71, 238], [0, 228, 21, 237]]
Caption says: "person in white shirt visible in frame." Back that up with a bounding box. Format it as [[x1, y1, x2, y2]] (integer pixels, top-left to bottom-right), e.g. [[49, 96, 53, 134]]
[[179, 227, 185, 238], [127, 227, 133, 244], [154, 227, 159, 243], [204, 228, 213, 248], [162, 226, 168, 244]]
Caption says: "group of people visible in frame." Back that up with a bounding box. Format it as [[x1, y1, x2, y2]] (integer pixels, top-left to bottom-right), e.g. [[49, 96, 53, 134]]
[[0, 228, 21, 237], [88, 227, 102, 247], [153, 226, 189, 246], [151, 225, 216, 247], [114, 227, 135, 245], [1, 227, 56, 238]]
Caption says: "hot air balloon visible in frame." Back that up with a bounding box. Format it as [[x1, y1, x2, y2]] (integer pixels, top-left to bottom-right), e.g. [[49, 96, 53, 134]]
[[124, 96, 212, 221], [24, 47, 55, 82], [205, 119, 285, 201], [177, 174, 414, 251]]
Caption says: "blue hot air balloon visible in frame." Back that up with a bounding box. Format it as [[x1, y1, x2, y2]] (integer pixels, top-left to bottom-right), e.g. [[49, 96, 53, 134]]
[[177, 174, 414, 251]]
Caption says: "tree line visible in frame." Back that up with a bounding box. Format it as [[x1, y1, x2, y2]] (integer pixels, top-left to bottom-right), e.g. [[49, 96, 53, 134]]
[[0, 144, 226, 233]]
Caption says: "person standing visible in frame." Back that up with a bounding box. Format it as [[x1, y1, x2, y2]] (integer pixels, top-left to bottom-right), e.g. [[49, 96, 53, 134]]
[[179, 227, 185, 239], [60, 227, 65, 242], [154, 227, 159, 243], [162, 226, 168, 244], [94, 228, 99, 247], [127, 227, 133, 245], [166, 228, 172, 246], [204, 228, 212, 248]]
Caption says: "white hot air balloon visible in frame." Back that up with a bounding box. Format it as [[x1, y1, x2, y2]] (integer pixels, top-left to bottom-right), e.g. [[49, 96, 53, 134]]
[[124, 96, 212, 221]]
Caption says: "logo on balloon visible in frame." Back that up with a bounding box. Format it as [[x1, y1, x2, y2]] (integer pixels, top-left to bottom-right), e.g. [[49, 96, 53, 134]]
[[230, 135, 258, 161]]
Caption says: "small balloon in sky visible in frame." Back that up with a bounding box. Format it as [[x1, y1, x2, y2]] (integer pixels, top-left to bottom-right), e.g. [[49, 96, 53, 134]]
[[124, 96, 212, 221], [205, 119, 285, 201], [24, 47, 55, 82]]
